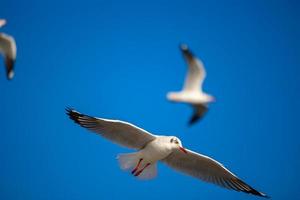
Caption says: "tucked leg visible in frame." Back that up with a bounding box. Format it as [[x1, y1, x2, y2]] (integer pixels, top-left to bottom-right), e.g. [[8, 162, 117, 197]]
[[131, 158, 143, 174], [134, 163, 150, 177]]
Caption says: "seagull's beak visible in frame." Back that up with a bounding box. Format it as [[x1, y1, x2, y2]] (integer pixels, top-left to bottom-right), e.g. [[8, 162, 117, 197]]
[[179, 147, 187, 154]]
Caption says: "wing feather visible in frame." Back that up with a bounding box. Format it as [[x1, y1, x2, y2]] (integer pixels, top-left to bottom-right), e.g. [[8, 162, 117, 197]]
[[0, 33, 16, 79], [180, 44, 206, 92], [66, 108, 156, 150], [162, 149, 269, 198]]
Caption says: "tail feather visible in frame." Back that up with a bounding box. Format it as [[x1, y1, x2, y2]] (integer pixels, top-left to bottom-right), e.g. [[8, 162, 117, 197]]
[[117, 152, 140, 171], [137, 163, 157, 180], [117, 153, 158, 180]]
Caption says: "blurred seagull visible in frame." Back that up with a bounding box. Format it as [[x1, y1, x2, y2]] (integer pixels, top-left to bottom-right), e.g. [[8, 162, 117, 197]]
[[167, 44, 215, 125], [0, 19, 16, 80], [66, 108, 268, 198]]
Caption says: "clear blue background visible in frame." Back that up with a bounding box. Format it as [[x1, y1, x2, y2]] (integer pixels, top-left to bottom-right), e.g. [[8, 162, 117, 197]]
[[0, 0, 299, 199]]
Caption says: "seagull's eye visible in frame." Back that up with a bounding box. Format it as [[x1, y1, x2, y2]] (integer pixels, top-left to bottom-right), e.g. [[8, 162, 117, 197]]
[[170, 138, 174, 143]]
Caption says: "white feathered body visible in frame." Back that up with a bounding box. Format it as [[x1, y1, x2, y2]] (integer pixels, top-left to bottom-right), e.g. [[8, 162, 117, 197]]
[[139, 136, 174, 163], [167, 91, 214, 104], [117, 136, 177, 180]]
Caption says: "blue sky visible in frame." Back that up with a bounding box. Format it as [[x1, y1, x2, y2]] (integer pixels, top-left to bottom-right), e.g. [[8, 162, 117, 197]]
[[0, 0, 299, 199]]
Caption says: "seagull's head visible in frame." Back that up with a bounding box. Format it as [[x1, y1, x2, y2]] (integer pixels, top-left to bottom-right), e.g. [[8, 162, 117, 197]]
[[169, 137, 187, 154]]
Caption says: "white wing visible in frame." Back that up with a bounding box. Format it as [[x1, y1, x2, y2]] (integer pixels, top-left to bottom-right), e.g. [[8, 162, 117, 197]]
[[180, 44, 206, 92], [0, 33, 16, 79], [162, 148, 268, 198], [66, 108, 157, 150]]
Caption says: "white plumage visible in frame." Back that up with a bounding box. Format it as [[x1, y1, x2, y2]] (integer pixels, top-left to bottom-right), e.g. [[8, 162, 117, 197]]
[[167, 44, 215, 125], [66, 108, 268, 198]]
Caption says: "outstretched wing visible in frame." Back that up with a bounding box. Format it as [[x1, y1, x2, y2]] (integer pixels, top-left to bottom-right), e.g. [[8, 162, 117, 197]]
[[180, 44, 206, 92], [162, 148, 269, 198], [66, 108, 156, 150]]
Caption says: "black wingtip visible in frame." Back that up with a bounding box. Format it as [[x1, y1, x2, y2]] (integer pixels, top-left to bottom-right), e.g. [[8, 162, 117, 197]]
[[236, 179, 270, 198], [179, 43, 195, 59], [249, 189, 270, 198], [65, 107, 74, 116], [65, 107, 73, 112], [253, 191, 270, 198], [65, 107, 82, 124], [188, 115, 200, 126], [252, 188, 270, 199]]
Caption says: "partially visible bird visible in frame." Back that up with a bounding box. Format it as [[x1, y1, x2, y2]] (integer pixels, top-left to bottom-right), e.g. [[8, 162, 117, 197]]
[[0, 19, 16, 80], [167, 44, 215, 125], [66, 108, 269, 198]]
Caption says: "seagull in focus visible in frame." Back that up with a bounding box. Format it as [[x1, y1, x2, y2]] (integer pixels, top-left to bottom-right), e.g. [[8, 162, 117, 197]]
[[66, 108, 268, 198], [167, 44, 215, 125], [0, 19, 16, 80]]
